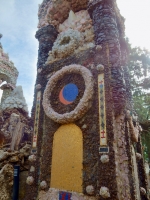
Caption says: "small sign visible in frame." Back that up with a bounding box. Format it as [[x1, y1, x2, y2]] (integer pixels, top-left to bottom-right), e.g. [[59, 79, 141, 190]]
[[99, 147, 109, 153], [59, 191, 72, 200], [14, 169, 18, 177], [31, 149, 37, 154]]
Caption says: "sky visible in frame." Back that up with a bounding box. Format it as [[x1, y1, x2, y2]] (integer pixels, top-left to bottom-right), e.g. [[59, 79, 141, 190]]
[[0, 0, 150, 114]]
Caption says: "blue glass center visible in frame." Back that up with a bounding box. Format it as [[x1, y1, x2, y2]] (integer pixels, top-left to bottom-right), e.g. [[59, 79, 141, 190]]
[[63, 83, 78, 102]]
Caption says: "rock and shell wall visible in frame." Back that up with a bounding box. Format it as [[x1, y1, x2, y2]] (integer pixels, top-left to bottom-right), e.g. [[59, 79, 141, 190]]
[[24, 0, 149, 200], [0, 37, 33, 200], [0, 108, 33, 200]]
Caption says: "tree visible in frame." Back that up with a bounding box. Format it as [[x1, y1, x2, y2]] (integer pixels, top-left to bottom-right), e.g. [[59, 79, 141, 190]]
[[126, 39, 150, 161]]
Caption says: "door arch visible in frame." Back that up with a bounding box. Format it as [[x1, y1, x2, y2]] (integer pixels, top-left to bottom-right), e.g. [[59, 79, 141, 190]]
[[50, 123, 83, 193]]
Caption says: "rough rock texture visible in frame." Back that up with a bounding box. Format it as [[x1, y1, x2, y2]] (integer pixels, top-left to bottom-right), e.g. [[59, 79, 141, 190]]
[[38, 0, 88, 29], [35, 25, 58, 68], [42, 64, 94, 123], [0, 36, 18, 106], [88, 0, 126, 116], [113, 114, 131, 200], [0, 109, 32, 150], [58, 10, 93, 34], [0, 164, 13, 200], [0, 41, 18, 87], [46, 29, 84, 63], [46, 10, 95, 64], [0, 144, 31, 170], [0, 36, 32, 200], [0, 145, 31, 199], [1, 86, 28, 113], [38, 188, 96, 200], [24, 1, 149, 200]]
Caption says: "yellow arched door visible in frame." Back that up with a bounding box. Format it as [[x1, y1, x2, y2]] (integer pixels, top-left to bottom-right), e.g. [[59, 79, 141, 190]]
[[50, 123, 83, 193]]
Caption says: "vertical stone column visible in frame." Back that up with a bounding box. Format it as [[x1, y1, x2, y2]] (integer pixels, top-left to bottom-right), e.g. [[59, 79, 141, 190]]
[[88, 0, 126, 116], [24, 25, 58, 200], [35, 25, 58, 69]]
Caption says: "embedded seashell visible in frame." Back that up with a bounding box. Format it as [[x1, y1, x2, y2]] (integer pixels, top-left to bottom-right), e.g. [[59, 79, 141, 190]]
[[97, 64, 104, 71], [136, 153, 142, 160], [28, 154, 36, 162], [37, 68, 42, 73], [35, 84, 42, 90], [100, 187, 110, 198], [40, 181, 47, 190], [26, 176, 34, 185], [86, 185, 94, 195], [126, 110, 131, 120], [140, 187, 146, 195], [100, 155, 109, 163], [96, 45, 102, 51], [30, 166, 35, 172]]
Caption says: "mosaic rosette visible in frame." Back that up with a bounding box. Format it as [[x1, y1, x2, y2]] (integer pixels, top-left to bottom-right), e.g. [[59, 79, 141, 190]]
[[42, 64, 94, 124]]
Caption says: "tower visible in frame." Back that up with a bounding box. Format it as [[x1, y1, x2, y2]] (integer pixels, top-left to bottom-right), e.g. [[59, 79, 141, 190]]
[[25, 0, 149, 199], [0, 34, 18, 105]]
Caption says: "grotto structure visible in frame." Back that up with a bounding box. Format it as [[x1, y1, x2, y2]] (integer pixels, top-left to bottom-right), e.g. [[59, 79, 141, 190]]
[[0, 34, 33, 200], [24, 0, 149, 200]]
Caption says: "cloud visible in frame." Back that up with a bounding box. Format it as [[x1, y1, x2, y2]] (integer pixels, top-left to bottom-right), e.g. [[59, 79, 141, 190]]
[[1, 0, 150, 114]]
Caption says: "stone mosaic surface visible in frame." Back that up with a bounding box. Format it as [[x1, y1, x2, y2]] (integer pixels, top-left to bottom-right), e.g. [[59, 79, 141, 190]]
[[1, 86, 28, 113], [43, 64, 94, 124], [38, 0, 88, 29], [114, 114, 131, 200], [46, 23, 95, 64], [24, 1, 149, 200], [0, 164, 14, 200], [0, 43, 18, 86], [46, 10, 94, 64], [38, 188, 96, 200]]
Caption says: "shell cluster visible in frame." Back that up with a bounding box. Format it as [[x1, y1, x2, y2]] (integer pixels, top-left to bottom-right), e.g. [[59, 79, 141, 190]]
[[26, 176, 34, 185], [28, 154, 36, 162], [100, 155, 109, 163], [46, 29, 83, 64], [86, 185, 94, 195], [40, 181, 47, 190], [37, 0, 88, 29], [0, 47, 18, 86], [99, 187, 110, 198], [46, 10, 95, 64], [1, 86, 28, 113]]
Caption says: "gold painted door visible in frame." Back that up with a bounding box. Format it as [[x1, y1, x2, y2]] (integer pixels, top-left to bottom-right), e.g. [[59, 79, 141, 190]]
[[50, 123, 83, 193]]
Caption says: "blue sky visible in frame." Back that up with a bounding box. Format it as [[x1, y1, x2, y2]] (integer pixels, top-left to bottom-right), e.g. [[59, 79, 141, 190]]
[[0, 0, 150, 114]]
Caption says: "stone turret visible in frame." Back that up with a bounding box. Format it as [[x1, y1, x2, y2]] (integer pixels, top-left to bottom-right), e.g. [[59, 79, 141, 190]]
[[24, 1, 149, 200], [0, 36, 32, 200], [0, 34, 19, 105]]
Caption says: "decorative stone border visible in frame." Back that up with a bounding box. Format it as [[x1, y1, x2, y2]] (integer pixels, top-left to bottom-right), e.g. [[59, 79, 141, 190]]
[[42, 64, 94, 124], [39, 188, 96, 200]]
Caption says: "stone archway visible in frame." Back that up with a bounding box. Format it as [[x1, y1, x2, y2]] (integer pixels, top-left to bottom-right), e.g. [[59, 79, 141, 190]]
[[50, 123, 83, 193]]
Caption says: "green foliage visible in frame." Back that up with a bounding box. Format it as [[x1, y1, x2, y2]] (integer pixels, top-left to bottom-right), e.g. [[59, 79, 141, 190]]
[[126, 38, 150, 123], [126, 39, 150, 162]]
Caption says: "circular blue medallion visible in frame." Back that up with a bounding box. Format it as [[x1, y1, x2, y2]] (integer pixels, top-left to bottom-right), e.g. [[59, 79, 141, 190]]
[[59, 83, 79, 105], [63, 83, 78, 102]]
